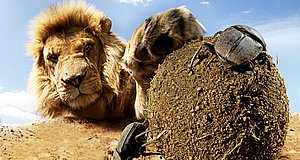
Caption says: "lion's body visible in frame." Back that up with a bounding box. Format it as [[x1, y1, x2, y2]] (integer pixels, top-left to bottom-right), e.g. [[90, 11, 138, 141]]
[[28, 1, 205, 120]]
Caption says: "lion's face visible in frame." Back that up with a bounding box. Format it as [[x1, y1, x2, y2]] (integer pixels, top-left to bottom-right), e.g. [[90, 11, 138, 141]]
[[42, 28, 104, 109]]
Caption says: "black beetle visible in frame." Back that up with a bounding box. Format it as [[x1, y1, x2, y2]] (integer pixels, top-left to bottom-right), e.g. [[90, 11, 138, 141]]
[[214, 25, 266, 65], [113, 122, 164, 160], [190, 25, 267, 68]]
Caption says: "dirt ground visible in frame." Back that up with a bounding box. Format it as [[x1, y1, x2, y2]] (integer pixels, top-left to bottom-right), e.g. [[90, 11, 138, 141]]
[[0, 113, 299, 160], [0, 117, 133, 160], [280, 113, 300, 160]]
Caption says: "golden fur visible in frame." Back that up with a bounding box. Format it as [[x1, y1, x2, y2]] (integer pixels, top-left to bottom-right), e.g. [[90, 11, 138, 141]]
[[28, 1, 205, 120], [28, 1, 136, 119]]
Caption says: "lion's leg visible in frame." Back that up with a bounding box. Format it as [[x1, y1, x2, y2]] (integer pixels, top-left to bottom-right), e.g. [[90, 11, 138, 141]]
[[122, 6, 206, 119], [134, 81, 148, 119]]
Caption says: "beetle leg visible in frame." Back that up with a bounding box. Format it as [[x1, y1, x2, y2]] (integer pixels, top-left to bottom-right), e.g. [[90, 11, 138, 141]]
[[245, 62, 255, 75], [203, 42, 215, 54], [260, 51, 272, 70], [140, 130, 168, 148], [142, 140, 159, 148], [112, 149, 122, 160], [213, 31, 223, 37], [135, 127, 160, 142], [155, 130, 168, 140], [139, 141, 164, 157], [141, 149, 163, 157], [139, 130, 168, 157], [190, 41, 217, 69], [142, 152, 164, 157], [189, 43, 203, 68]]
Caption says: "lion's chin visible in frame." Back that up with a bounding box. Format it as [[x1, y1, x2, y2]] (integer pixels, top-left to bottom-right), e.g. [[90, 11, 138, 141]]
[[64, 93, 100, 109], [58, 88, 101, 109], [57, 81, 103, 109]]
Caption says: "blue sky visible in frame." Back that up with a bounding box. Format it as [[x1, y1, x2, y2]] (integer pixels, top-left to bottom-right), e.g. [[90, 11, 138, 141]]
[[0, 0, 299, 124]]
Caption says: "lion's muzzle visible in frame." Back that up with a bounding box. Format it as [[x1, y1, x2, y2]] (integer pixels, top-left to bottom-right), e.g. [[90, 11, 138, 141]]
[[56, 56, 102, 107], [61, 71, 86, 88], [59, 56, 88, 87]]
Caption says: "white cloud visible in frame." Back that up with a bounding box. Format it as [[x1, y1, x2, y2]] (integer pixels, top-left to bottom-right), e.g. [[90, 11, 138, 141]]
[[119, 0, 153, 6], [0, 107, 38, 125], [0, 90, 36, 112], [0, 90, 38, 125], [254, 16, 300, 57], [0, 85, 2, 91], [241, 10, 252, 14], [200, 1, 209, 5]]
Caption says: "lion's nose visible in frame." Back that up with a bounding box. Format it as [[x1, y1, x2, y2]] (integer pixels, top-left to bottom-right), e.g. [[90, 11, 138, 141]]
[[62, 74, 85, 88]]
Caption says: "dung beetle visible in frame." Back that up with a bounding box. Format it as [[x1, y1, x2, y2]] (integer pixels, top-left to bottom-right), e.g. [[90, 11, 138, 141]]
[[190, 25, 267, 67], [214, 25, 266, 65], [113, 122, 166, 160]]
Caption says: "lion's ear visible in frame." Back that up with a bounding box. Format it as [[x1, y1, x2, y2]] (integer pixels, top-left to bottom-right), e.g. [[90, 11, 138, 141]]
[[101, 17, 112, 33]]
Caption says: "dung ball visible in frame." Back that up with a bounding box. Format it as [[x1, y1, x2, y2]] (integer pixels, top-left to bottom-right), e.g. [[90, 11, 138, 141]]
[[147, 37, 289, 159]]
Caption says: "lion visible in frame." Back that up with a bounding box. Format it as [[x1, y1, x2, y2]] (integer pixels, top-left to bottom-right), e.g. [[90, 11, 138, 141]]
[[27, 1, 205, 120]]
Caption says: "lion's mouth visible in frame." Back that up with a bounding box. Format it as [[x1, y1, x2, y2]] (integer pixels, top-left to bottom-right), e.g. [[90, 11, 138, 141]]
[[59, 89, 101, 109], [57, 79, 102, 108]]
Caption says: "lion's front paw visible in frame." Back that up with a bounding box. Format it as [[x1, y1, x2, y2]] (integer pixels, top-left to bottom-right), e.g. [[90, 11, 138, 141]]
[[122, 6, 206, 87], [122, 6, 206, 119]]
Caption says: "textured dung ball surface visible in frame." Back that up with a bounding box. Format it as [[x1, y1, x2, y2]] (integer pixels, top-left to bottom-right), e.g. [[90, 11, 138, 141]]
[[147, 37, 289, 159]]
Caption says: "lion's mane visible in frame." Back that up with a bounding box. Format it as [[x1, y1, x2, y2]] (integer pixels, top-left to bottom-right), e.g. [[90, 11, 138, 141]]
[[27, 1, 135, 119]]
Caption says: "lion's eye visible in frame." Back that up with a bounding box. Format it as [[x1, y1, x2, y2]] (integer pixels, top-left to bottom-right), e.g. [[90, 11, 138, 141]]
[[47, 54, 59, 63], [83, 44, 94, 53]]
